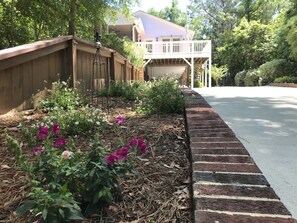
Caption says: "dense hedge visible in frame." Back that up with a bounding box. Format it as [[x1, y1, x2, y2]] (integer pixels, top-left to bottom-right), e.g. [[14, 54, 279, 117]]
[[244, 69, 260, 86], [234, 70, 248, 86], [258, 59, 297, 85]]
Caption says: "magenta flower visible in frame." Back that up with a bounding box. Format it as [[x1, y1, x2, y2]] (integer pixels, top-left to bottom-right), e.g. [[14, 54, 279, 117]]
[[128, 138, 138, 147], [138, 141, 148, 154], [52, 123, 60, 135], [54, 137, 67, 148], [33, 147, 43, 156], [115, 115, 126, 125], [33, 219, 41, 223], [116, 147, 129, 160], [36, 126, 49, 139], [104, 152, 120, 166]]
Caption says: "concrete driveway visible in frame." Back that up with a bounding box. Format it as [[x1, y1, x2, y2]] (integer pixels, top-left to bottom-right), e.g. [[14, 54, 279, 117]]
[[195, 86, 297, 218]]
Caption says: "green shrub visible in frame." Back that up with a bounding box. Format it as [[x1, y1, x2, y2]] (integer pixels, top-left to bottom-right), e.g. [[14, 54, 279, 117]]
[[274, 76, 297, 84], [39, 106, 107, 136], [194, 80, 204, 88], [244, 69, 260, 86], [139, 79, 185, 115], [41, 80, 82, 111], [258, 59, 297, 85], [234, 70, 248, 86]]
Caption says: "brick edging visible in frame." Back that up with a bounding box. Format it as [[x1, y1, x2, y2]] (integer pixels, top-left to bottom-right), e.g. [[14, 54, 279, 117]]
[[182, 88, 297, 223]]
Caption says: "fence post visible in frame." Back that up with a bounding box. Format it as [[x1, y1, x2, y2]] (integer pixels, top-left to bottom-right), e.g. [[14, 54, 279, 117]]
[[110, 51, 116, 82], [67, 37, 78, 87], [124, 60, 127, 82]]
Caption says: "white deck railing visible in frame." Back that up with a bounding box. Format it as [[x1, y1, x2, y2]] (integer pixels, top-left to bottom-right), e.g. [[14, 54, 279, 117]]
[[136, 40, 211, 59]]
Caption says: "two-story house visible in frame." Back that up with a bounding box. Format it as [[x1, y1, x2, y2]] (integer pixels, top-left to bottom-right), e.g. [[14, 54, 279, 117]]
[[108, 10, 212, 88]]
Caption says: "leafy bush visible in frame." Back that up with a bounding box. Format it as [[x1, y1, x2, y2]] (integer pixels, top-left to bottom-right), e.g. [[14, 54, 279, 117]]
[[244, 69, 260, 86], [234, 70, 247, 86], [194, 80, 204, 88], [139, 79, 185, 115], [41, 80, 82, 111], [35, 106, 106, 136], [98, 81, 150, 101], [258, 59, 297, 85], [6, 117, 148, 222], [274, 76, 297, 84]]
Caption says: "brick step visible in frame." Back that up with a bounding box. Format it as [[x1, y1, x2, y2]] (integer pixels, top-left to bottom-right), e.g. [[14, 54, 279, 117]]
[[193, 154, 253, 163], [194, 148, 250, 155], [193, 172, 269, 186], [188, 128, 233, 134], [195, 211, 297, 223], [194, 184, 279, 200], [190, 136, 240, 143], [189, 132, 235, 137], [195, 198, 291, 216], [191, 142, 244, 148], [193, 162, 261, 173]]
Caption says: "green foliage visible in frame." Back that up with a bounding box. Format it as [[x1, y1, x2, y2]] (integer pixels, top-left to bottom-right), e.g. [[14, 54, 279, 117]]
[[244, 69, 260, 86], [194, 80, 204, 88], [258, 59, 297, 85], [218, 19, 273, 84], [123, 38, 145, 68], [0, 0, 139, 48], [212, 65, 228, 86], [274, 76, 297, 84], [40, 107, 106, 136], [41, 80, 82, 111], [39, 80, 105, 136], [102, 34, 144, 68], [139, 80, 185, 115], [147, 0, 188, 26], [7, 118, 147, 222], [17, 183, 84, 223], [286, 15, 297, 60], [234, 70, 248, 86], [99, 81, 150, 102]]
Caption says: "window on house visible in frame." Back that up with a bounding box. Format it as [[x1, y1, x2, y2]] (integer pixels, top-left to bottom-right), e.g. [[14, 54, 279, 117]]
[[162, 38, 171, 53], [146, 40, 153, 53], [172, 37, 181, 52]]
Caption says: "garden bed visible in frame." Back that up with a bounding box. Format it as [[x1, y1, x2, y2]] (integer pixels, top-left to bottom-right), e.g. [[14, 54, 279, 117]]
[[0, 97, 192, 223]]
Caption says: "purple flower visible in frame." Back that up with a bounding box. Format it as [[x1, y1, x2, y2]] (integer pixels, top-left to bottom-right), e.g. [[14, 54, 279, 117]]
[[54, 137, 67, 148], [128, 138, 138, 148], [116, 147, 129, 160], [33, 147, 43, 156], [52, 123, 60, 135], [115, 115, 126, 125], [36, 126, 49, 139], [138, 141, 148, 154], [127, 137, 148, 154], [33, 219, 41, 223], [104, 152, 120, 166]]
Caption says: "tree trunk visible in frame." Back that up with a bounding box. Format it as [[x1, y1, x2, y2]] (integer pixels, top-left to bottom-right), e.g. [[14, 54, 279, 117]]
[[68, 0, 78, 35]]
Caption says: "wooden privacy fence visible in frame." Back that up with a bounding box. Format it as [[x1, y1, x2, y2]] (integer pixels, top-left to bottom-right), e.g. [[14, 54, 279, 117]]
[[0, 35, 143, 115]]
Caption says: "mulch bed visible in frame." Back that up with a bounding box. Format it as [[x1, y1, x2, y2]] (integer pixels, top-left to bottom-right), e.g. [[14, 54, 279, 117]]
[[0, 97, 193, 223]]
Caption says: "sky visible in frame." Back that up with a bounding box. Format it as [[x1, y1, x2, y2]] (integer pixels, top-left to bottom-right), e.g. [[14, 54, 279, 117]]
[[132, 0, 190, 12]]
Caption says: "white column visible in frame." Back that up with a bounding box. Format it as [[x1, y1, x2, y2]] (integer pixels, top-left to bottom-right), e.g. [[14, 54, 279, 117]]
[[208, 56, 212, 88], [191, 57, 194, 89]]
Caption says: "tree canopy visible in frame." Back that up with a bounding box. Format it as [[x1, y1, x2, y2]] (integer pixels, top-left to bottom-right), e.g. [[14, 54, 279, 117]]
[[0, 0, 139, 49]]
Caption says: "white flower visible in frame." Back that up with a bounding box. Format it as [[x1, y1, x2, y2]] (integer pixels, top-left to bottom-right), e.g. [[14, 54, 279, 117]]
[[75, 121, 79, 125], [62, 150, 74, 160]]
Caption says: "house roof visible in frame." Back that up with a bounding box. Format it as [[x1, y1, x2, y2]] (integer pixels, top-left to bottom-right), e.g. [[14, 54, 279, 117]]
[[133, 10, 195, 39], [107, 13, 145, 34]]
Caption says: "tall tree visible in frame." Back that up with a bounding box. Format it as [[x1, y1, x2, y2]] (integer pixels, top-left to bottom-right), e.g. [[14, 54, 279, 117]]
[[0, 0, 139, 49], [147, 0, 188, 27]]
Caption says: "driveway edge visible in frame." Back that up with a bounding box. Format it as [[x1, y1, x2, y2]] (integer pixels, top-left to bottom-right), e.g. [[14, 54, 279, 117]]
[[182, 88, 297, 223]]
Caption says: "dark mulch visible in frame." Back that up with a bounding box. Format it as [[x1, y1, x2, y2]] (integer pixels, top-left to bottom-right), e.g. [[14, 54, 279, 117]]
[[0, 97, 192, 223]]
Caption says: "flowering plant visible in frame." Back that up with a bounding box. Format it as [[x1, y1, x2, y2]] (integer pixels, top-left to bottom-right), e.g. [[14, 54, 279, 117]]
[[6, 121, 149, 222]]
